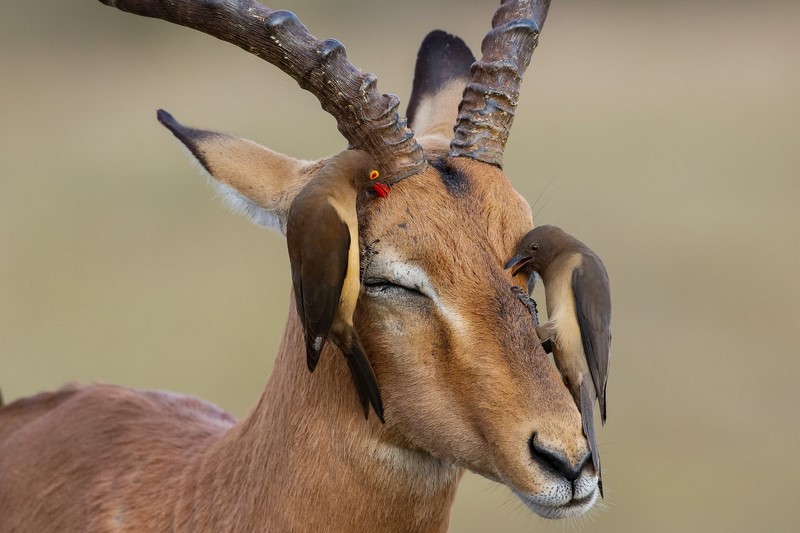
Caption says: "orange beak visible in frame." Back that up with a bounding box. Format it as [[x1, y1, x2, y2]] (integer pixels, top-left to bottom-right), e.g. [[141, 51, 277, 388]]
[[504, 254, 532, 276]]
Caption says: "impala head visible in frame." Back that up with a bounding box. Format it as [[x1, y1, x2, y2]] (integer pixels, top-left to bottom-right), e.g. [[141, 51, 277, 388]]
[[123, 0, 597, 519]]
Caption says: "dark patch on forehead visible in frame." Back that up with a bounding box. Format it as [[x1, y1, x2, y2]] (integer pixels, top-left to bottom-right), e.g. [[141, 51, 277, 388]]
[[430, 158, 469, 196]]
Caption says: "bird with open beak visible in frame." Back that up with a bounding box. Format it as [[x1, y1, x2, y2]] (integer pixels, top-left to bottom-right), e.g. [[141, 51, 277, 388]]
[[505, 224, 611, 494], [286, 150, 387, 422]]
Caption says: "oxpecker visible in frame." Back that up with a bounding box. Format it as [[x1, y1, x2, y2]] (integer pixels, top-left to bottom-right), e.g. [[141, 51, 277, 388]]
[[506, 224, 611, 493], [286, 150, 386, 422]]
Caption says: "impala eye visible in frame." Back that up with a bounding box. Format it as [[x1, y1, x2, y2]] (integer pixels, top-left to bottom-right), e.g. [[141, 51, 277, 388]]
[[363, 278, 424, 298], [362, 258, 433, 304]]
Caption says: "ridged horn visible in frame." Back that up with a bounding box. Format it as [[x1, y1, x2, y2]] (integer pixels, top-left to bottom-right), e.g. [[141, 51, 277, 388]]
[[98, 0, 426, 184], [450, 0, 552, 168]]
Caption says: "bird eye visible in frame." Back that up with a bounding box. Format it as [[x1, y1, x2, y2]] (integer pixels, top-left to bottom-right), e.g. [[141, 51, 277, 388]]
[[530, 243, 539, 252]]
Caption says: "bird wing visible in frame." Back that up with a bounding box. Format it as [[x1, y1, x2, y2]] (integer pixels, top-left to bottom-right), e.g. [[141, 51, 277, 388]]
[[287, 200, 351, 372], [339, 330, 385, 422], [572, 253, 612, 423], [580, 379, 602, 495]]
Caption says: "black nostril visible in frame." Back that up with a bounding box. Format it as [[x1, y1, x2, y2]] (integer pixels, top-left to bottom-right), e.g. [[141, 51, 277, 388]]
[[529, 433, 589, 482]]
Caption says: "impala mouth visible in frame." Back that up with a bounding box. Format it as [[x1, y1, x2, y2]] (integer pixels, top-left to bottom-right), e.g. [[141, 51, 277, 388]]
[[512, 486, 599, 519], [504, 255, 532, 276]]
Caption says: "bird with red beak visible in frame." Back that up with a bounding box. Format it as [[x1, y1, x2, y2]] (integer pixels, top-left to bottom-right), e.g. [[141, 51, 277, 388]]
[[286, 150, 387, 422], [506, 224, 611, 495]]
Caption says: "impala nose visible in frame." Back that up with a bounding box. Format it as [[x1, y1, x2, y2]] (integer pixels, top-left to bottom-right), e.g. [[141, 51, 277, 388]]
[[529, 433, 591, 482]]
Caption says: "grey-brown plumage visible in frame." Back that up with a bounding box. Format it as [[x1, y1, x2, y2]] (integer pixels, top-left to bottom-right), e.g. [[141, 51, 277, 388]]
[[286, 150, 385, 422], [506, 224, 611, 494]]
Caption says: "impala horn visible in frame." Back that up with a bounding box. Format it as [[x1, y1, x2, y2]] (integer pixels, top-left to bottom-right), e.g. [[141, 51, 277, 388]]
[[98, 0, 427, 184], [450, 0, 552, 168]]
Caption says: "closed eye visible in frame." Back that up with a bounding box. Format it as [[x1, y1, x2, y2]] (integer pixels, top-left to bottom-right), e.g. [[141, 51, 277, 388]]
[[362, 257, 436, 303], [363, 278, 425, 298], [361, 258, 464, 331]]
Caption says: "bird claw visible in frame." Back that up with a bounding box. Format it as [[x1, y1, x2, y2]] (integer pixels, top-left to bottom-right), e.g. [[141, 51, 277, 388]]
[[511, 286, 540, 327], [511, 287, 552, 353]]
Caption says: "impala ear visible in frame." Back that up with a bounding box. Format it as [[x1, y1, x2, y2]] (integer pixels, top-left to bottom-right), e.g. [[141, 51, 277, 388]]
[[157, 109, 317, 235], [406, 31, 475, 148]]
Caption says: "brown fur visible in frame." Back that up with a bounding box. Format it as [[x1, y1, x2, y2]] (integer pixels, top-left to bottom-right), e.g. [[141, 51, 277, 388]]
[[0, 24, 597, 533], [0, 148, 595, 531]]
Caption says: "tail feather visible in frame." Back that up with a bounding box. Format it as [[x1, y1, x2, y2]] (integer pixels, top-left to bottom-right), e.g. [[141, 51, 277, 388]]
[[580, 381, 603, 497], [341, 332, 384, 423], [304, 333, 325, 373], [600, 390, 607, 425], [0, 387, 4, 407]]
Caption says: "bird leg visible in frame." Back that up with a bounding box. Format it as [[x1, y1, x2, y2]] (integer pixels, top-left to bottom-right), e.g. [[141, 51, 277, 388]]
[[511, 286, 540, 326], [534, 318, 556, 355], [511, 287, 554, 353], [535, 321, 555, 344]]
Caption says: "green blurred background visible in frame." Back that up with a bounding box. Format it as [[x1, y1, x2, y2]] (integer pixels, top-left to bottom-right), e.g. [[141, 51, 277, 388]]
[[2, 1, 799, 531]]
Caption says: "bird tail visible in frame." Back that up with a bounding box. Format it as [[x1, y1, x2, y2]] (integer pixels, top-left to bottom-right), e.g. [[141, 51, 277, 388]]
[[580, 380, 603, 497], [304, 332, 325, 373], [0, 386, 4, 407], [599, 389, 607, 425], [341, 330, 384, 423]]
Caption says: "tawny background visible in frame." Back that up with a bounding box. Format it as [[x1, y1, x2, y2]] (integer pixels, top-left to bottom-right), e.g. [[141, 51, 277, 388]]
[[1, 1, 798, 531]]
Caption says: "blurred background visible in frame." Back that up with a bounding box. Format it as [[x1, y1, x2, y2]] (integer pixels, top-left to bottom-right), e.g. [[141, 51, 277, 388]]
[[1, 0, 799, 531]]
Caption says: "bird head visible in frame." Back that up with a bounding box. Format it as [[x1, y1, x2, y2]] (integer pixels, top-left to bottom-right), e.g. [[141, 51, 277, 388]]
[[368, 169, 391, 198], [504, 225, 566, 277]]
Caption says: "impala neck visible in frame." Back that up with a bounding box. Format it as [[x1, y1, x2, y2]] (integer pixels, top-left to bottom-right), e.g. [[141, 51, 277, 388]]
[[182, 299, 462, 532]]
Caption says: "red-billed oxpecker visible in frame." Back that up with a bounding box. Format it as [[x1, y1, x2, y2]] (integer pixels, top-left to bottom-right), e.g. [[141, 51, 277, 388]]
[[286, 150, 387, 422], [506, 225, 611, 493]]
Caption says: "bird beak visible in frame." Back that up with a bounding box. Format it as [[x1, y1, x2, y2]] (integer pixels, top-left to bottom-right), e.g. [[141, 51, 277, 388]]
[[372, 183, 390, 198], [504, 254, 532, 276]]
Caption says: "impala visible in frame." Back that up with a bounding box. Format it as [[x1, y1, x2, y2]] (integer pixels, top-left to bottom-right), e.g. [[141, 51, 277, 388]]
[[0, 0, 600, 531]]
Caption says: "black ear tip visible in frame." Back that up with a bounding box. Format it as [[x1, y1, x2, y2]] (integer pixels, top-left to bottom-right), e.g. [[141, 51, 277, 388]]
[[156, 109, 205, 145], [154, 110, 215, 170], [156, 108, 179, 130], [419, 30, 472, 56], [407, 29, 476, 123], [420, 29, 454, 46], [418, 30, 475, 65]]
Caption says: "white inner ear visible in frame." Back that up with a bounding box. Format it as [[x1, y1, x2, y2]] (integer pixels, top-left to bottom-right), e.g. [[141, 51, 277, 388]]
[[211, 180, 285, 233], [412, 80, 469, 144], [174, 139, 287, 235]]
